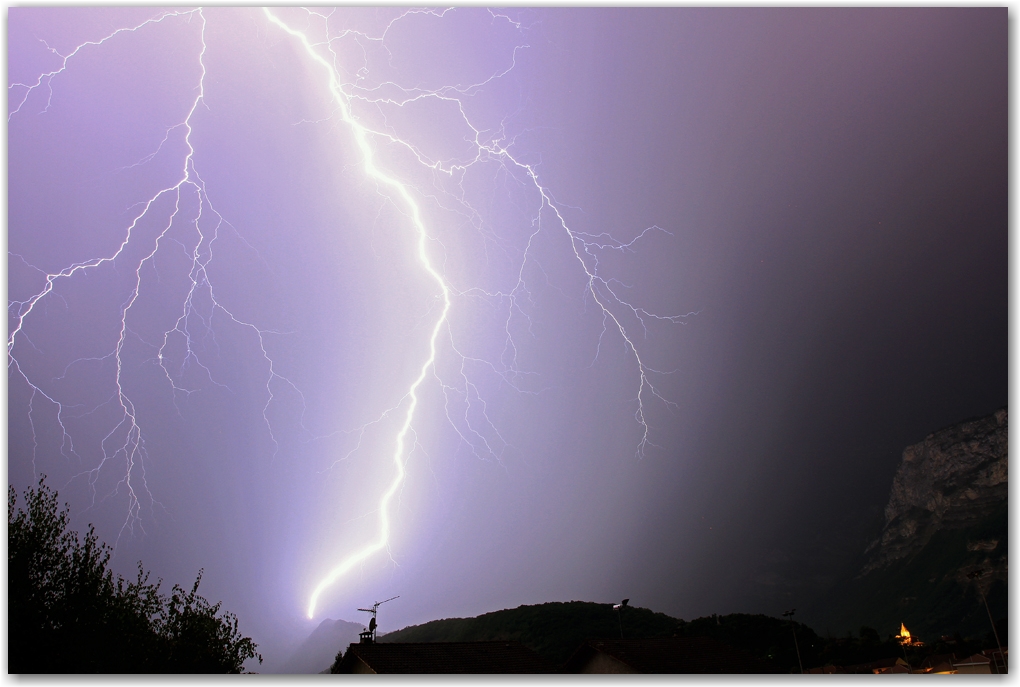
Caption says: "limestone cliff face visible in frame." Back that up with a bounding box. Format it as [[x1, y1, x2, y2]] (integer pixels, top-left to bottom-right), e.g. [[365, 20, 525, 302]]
[[861, 408, 1007, 576]]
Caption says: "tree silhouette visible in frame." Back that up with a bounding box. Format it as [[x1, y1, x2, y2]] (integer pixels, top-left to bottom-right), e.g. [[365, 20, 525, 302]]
[[9, 476, 261, 673], [330, 648, 345, 673]]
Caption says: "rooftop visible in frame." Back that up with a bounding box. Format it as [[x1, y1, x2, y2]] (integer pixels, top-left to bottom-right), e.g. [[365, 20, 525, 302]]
[[562, 636, 783, 673], [336, 641, 556, 674]]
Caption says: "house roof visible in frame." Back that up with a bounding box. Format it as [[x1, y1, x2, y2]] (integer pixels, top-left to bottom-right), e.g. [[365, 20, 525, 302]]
[[841, 656, 909, 674], [875, 664, 910, 674], [807, 665, 845, 673], [336, 641, 556, 673], [562, 636, 783, 674], [954, 653, 991, 666]]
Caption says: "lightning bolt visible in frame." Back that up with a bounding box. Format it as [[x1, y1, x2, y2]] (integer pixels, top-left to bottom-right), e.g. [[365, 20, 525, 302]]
[[260, 9, 455, 619], [260, 9, 694, 618], [9, 7, 694, 620]]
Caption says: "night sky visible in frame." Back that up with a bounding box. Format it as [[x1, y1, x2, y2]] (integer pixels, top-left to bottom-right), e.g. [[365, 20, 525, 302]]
[[7, 8, 1006, 669]]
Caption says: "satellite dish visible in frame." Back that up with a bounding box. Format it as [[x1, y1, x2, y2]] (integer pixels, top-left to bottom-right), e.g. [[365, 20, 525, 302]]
[[357, 595, 399, 642]]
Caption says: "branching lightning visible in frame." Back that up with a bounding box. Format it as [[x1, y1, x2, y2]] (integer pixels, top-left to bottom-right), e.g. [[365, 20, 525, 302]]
[[9, 8, 303, 542], [8, 7, 693, 620]]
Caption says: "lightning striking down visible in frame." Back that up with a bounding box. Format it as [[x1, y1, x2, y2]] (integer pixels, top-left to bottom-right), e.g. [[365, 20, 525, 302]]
[[260, 8, 693, 617], [260, 8, 453, 620], [8, 7, 693, 622]]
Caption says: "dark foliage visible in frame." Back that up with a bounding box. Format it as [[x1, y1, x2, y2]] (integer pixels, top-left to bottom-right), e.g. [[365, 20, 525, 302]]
[[381, 600, 679, 666], [676, 612, 1007, 672], [9, 477, 261, 673], [330, 648, 344, 674], [382, 601, 1007, 673], [675, 613, 822, 673]]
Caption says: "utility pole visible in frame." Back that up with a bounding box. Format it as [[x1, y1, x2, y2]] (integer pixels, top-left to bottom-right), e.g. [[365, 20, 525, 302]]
[[966, 569, 1004, 673], [783, 609, 804, 674]]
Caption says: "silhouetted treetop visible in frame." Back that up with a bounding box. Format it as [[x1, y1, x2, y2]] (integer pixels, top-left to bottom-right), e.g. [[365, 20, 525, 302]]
[[9, 476, 261, 673]]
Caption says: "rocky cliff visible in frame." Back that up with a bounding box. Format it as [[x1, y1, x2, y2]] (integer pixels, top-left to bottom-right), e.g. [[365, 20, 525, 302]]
[[861, 408, 1007, 576], [814, 408, 1007, 640]]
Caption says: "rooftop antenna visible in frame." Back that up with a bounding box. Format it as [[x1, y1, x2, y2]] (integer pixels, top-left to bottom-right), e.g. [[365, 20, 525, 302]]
[[358, 596, 399, 644]]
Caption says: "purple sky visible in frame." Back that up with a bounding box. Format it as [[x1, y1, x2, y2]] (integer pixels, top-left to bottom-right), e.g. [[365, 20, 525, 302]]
[[8, 8, 1006, 669]]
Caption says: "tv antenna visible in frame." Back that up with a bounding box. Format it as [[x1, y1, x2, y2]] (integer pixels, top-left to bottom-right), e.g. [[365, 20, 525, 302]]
[[358, 596, 399, 643]]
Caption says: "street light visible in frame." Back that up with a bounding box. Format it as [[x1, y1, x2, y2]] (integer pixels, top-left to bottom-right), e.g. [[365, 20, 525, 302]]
[[966, 569, 1004, 672], [782, 609, 804, 674], [613, 599, 629, 639]]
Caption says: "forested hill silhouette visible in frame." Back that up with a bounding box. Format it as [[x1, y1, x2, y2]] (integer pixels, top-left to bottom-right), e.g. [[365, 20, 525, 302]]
[[378, 604, 1001, 673], [379, 604, 831, 671], [379, 601, 679, 666]]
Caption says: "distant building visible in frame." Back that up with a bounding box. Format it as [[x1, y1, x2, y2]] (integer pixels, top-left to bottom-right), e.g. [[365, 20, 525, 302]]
[[820, 649, 1009, 675], [332, 641, 556, 674], [561, 636, 783, 673], [894, 623, 924, 647]]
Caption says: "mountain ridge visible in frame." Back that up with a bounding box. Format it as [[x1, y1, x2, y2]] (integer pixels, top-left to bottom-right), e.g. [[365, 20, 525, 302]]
[[275, 617, 364, 674], [861, 407, 1007, 575], [812, 407, 1007, 641]]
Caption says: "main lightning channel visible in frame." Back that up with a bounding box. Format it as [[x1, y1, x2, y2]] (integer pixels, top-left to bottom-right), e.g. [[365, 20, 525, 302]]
[[261, 9, 452, 620]]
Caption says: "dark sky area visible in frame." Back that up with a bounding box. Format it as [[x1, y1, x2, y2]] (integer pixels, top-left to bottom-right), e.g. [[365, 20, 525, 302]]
[[7, 8, 1006, 669]]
